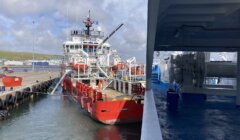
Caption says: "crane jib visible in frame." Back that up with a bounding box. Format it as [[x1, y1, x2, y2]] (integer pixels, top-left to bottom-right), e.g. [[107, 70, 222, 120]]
[[97, 23, 124, 49]]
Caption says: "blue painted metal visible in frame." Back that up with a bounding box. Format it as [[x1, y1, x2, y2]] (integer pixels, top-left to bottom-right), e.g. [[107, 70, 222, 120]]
[[152, 65, 161, 83], [0, 86, 5, 92], [32, 62, 49, 66]]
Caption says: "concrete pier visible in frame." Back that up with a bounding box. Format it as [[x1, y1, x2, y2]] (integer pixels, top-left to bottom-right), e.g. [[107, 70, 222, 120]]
[[0, 71, 59, 117]]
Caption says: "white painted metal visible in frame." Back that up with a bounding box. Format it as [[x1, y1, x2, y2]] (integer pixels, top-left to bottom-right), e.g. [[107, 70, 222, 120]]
[[123, 81, 126, 94], [113, 80, 117, 90], [118, 80, 121, 92], [128, 82, 132, 95], [51, 70, 71, 95], [141, 0, 162, 139], [141, 90, 163, 140]]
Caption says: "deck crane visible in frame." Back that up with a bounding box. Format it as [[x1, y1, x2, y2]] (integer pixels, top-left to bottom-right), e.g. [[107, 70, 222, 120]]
[[95, 23, 124, 78], [97, 23, 124, 54]]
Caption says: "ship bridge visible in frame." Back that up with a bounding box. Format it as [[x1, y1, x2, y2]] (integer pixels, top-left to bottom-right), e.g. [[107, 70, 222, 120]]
[[142, 0, 240, 140]]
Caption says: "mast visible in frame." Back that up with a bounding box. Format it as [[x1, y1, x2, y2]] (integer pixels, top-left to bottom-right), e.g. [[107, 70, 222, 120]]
[[84, 10, 93, 36]]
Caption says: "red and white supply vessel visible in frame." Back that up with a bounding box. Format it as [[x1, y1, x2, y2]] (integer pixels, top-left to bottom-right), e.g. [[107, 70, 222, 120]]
[[62, 12, 146, 124]]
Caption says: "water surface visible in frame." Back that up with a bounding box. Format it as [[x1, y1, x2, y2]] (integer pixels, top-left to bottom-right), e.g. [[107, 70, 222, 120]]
[[153, 83, 240, 140], [0, 88, 141, 140]]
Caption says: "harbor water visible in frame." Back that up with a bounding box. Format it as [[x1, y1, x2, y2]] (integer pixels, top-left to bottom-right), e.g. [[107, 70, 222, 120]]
[[152, 82, 240, 140], [0, 87, 141, 140]]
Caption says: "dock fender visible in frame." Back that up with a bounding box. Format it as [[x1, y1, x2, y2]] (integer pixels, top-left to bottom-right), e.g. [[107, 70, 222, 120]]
[[11, 95, 17, 105], [5, 94, 13, 106], [16, 91, 23, 100], [22, 90, 29, 98], [32, 86, 37, 93], [42, 83, 47, 92], [14, 95, 17, 104], [32, 86, 35, 92], [36, 87, 41, 93], [22, 91, 26, 99], [26, 87, 31, 96], [0, 99, 3, 109], [40, 85, 44, 92]]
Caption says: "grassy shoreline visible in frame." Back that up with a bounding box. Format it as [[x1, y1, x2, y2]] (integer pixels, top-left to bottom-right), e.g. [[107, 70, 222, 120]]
[[0, 51, 62, 60]]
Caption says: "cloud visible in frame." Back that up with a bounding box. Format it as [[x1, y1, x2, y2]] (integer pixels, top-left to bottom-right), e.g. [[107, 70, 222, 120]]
[[0, 0, 147, 62]]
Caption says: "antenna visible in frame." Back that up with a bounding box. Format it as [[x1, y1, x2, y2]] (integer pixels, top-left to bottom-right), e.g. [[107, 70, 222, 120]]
[[84, 10, 93, 36], [67, 6, 69, 40], [88, 10, 90, 18]]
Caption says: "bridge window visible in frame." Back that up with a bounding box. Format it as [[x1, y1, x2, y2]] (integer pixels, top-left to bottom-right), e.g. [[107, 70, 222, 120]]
[[94, 46, 97, 52], [89, 46, 93, 52], [70, 45, 74, 49], [83, 45, 88, 52], [75, 45, 79, 50], [66, 45, 69, 52]]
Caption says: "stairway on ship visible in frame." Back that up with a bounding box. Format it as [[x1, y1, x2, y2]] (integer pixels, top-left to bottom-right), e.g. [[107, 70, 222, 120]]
[[151, 65, 160, 83]]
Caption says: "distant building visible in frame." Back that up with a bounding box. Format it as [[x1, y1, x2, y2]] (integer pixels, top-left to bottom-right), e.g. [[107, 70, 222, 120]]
[[48, 59, 62, 65], [4, 60, 23, 66], [24, 59, 62, 66], [32, 61, 49, 66]]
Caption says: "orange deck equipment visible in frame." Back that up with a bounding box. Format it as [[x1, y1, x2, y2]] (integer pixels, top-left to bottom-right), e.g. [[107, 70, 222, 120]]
[[2, 76, 22, 87]]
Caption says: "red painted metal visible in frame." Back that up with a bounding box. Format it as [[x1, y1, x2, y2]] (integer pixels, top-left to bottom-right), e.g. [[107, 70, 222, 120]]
[[91, 100, 143, 124], [63, 76, 144, 124], [2, 76, 22, 87], [112, 63, 126, 74], [71, 63, 89, 72]]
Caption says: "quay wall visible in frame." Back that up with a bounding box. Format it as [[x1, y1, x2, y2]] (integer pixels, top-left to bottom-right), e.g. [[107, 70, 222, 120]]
[[0, 71, 60, 119]]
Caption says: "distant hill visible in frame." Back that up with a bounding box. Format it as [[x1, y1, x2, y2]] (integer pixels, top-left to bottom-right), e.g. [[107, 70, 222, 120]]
[[0, 51, 62, 60]]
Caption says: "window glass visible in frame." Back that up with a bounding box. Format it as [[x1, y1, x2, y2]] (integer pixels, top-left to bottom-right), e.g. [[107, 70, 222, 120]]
[[89, 46, 93, 52], [66, 45, 69, 52], [83, 46, 87, 52]]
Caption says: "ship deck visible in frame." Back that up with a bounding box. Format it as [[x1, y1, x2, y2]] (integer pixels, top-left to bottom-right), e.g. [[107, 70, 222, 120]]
[[102, 88, 132, 101]]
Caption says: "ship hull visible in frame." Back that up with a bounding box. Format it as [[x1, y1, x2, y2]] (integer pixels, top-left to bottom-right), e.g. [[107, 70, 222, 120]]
[[62, 76, 143, 125]]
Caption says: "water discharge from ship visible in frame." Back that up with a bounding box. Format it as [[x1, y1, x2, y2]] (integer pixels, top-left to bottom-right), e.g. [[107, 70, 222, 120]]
[[50, 70, 71, 95]]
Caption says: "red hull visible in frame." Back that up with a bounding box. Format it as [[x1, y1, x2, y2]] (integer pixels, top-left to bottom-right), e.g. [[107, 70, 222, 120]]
[[91, 100, 143, 124], [63, 76, 143, 124]]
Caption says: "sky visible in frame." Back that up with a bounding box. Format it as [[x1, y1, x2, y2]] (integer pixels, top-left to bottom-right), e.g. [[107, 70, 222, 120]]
[[0, 0, 147, 63]]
